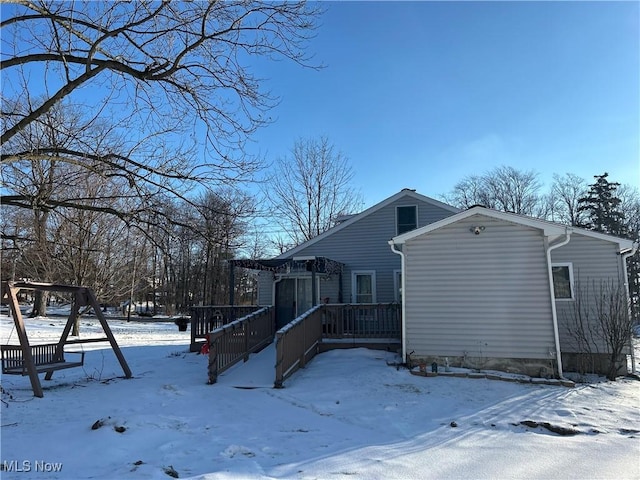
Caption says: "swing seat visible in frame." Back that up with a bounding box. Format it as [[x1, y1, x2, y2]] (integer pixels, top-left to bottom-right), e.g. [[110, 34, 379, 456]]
[[1, 343, 85, 375]]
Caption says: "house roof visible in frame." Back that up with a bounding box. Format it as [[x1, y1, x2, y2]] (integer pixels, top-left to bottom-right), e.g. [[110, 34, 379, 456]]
[[276, 189, 461, 259], [230, 257, 343, 274], [390, 206, 636, 251]]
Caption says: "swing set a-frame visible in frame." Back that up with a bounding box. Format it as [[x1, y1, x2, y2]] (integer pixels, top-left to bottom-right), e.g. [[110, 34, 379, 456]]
[[1, 281, 132, 398]]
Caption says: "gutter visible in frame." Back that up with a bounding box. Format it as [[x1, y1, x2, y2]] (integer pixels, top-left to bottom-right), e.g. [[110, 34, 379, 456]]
[[389, 241, 407, 363], [545, 227, 572, 379], [621, 242, 639, 374]]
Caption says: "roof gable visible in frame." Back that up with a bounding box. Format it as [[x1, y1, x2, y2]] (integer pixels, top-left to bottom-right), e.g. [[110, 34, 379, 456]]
[[276, 189, 460, 259], [390, 206, 635, 251]]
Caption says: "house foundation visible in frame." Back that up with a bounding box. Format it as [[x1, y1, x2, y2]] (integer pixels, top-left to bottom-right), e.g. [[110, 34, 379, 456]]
[[409, 354, 559, 379]]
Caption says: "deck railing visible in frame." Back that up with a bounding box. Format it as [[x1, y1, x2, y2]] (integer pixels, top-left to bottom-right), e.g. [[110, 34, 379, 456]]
[[274, 305, 324, 388], [321, 303, 401, 339], [203, 303, 401, 388], [190, 305, 261, 352], [274, 303, 401, 388], [207, 307, 274, 384]]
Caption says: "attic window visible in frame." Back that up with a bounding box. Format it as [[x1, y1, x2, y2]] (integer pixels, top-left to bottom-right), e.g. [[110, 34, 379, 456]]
[[397, 206, 417, 235]]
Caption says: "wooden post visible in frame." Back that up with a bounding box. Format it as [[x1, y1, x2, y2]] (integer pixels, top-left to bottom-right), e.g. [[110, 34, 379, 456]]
[[5, 285, 43, 397], [45, 290, 83, 380], [274, 333, 284, 388], [243, 319, 249, 362], [87, 289, 132, 379], [208, 335, 218, 384], [300, 314, 306, 369], [270, 307, 275, 338], [189, 307, 196, 352]]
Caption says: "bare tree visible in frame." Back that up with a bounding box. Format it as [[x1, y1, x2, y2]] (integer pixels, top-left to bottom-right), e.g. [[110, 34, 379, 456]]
[[442, 165, 542, 215], [266, 136, 363, 247], [561, 277, 634, 380], [1, 1, 320, 225], [0, 207, 31, 281], [594, 279, 634, 380], [548, 173, 588, 225], [441, 174, 493, 210], [484, 166, 541, 215], [196, 189, 257, 305], [560, 276, 602, 375], [1, 100, 136, 315]]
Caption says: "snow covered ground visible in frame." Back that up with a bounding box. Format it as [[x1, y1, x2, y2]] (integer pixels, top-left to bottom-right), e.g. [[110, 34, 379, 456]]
[[1, 314, 639, 480]]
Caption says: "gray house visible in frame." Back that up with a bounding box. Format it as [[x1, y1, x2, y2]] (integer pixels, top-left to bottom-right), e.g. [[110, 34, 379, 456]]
[[389, 206, 636, 378], [256, 189, 459, 328]]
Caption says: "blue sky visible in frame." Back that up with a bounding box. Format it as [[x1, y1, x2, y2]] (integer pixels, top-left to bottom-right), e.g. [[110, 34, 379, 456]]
[[247, 1, 639, 206]]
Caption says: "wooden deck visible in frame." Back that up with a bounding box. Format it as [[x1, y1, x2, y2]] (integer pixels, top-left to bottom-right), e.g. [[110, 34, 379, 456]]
[[190, 305, 261, 352], [201, 303, 401, 388], [275, 303, 401, 387]]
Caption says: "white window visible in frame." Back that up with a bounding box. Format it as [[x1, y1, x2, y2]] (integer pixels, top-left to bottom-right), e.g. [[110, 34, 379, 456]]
[[396, 205, 417, 235], [352, 271, 376, 304], [552, 263, 574, 300]]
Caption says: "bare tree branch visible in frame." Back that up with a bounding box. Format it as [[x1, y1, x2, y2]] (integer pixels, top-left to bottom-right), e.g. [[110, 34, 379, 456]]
[[2, 1, 321, 218], [265, 136, 363, 247]]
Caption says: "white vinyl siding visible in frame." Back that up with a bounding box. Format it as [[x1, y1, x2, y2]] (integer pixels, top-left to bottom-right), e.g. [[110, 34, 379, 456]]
[[403, 214, 556, 360]]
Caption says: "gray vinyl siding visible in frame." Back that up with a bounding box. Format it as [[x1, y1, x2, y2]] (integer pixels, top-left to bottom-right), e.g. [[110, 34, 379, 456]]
[[403, 214, 556, 360], [552, 233, 627, 354], [257, 271, 274, 306], [284, 196, 454, 304], [319, 275, 340, 303]]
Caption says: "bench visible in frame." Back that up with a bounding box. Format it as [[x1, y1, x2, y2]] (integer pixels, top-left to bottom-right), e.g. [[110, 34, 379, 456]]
[[1, 343, 85, 376]]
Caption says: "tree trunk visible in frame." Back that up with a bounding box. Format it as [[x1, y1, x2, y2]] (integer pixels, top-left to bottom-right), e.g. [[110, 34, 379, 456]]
[[29, 290, 47, 318]]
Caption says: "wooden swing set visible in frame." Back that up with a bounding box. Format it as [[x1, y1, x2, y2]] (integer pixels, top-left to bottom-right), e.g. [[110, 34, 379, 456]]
[[1, 281, 132, 398]]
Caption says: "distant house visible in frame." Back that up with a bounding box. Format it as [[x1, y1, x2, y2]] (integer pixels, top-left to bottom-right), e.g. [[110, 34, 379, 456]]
[[255, 189, 459, 329], [389, 206, 636, 378]]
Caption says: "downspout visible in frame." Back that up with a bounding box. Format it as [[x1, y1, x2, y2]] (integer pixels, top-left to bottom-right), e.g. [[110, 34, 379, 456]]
[[311, 259, 317, 307], [545, 227, 572, 379], [389, 241, 407, 363], [272, 273, 282, 308], [621, 242, 638, 373]]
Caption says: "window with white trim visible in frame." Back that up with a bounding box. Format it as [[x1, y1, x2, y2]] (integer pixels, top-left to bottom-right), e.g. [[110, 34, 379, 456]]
[[352, 271, 376, 304], [552, 263, 574, 300], [396, 205, 417, 235]]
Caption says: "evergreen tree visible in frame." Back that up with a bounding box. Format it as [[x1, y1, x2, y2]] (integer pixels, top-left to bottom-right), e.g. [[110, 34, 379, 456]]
[[577, 173, 626, 236], [578, 174, 638, 323]]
